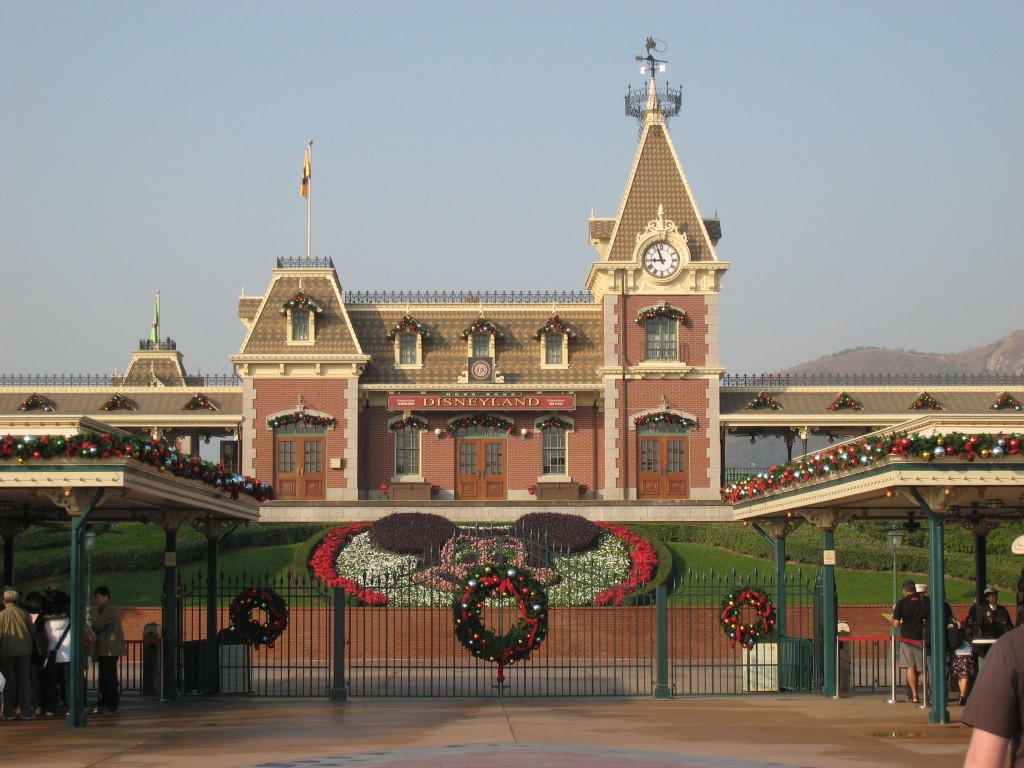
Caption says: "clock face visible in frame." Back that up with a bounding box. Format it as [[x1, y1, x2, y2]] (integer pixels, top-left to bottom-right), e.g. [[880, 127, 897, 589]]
[[642, 242, 680, 278]]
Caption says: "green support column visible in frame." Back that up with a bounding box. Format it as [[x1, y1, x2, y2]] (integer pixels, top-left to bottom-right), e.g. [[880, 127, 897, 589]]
[[161, 525, 179, 702], [654, 585, 670, 698], [67, 490, 103, 729], [821, 528, 837, 698], [330, 587, 347, 701], [774, 535, 788, 637], [910, 488, 950, 725], [205, 523, 220, 691]]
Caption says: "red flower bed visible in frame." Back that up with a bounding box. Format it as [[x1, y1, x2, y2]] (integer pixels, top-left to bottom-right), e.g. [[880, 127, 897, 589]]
[[592, 522, 658, 606], [307, 523, 387, 605]]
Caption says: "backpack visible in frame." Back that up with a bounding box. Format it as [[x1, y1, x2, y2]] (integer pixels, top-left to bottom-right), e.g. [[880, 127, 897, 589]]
[[946, 617, 963, 650]]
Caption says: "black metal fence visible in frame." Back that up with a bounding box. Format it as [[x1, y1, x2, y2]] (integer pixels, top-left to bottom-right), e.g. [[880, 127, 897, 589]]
[[177, 570, 334, 697], [664, 568, 824, 696]]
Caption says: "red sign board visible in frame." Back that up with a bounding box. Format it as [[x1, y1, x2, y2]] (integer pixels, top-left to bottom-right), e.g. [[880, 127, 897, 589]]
[[387, 394, 575, 411]]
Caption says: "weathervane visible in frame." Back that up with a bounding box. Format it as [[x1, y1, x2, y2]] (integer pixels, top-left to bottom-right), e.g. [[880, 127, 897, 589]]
[[625, 37, 682, 132]]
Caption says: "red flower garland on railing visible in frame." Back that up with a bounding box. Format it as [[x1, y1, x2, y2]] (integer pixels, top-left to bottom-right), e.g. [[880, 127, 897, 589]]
[[592, 522, 658, 606], [720, 588, 777, 649], [307, 523, 388, 605]]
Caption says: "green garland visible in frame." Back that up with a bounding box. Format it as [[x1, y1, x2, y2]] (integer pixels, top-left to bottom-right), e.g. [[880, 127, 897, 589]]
[[991, 392, 1023, 411], [100, 393, 136, 411], [182, 393, 217, 411], [18, 394, 54, 412], [827, 392, 862, 411], [720, 588, 777, 649], [635, 304, 685, 326], [460, 318, 501, 339], [267, 412, 335, 429], [532, 313, 576, 340], [909, 391, 944, 410], [633, 411, 695, 429], [536, 417, 573, 431], [744, 392, 782, 411], [0, 430, 273, 501], [229, 587, 289, 649], [445, 414, 514, 435], [722, 430, 1023, 503], [279, 291, 323, 315], [386, 314, 430, 340], [453, 565, 548, 683], [389, 416, 429, 431]]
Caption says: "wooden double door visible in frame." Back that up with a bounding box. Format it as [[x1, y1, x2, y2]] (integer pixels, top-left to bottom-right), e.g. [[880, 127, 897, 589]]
[[638, 435, 689, 499], [275, 436, 326, 500], [456, 438, 506, 500]]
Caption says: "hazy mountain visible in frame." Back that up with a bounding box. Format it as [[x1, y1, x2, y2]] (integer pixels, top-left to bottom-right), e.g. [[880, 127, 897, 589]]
[[775, 331, 1024, 376]]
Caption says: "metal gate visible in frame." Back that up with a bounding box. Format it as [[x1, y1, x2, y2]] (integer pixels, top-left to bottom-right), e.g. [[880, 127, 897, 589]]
[[177, 570, 334, 697], [344, 529, 652, 697], [664, 568, 824, 695]]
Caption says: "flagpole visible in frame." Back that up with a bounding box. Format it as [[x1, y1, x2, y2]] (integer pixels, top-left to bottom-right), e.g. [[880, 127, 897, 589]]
[[306, 139, 312, 260]]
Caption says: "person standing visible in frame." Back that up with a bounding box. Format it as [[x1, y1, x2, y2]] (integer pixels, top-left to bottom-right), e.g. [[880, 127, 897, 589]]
[[970, 586, 1013, 641], [890, 578, 928, 704], [952, 619, 979, 706], [41, 595, 71, 716], [0, 589, 36, 720], [961, 625, 1024, 766], [91, 586, 125, 715]]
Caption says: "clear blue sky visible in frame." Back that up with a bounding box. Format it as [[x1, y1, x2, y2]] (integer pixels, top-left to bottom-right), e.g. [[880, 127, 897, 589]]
[[2, 2, 1021, 377]]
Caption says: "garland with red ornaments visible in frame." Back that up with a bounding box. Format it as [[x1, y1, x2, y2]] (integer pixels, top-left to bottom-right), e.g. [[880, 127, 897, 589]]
[[744, 392, 782, 411], [721, 431, 1023, 503], [182, 393, 217, 411], [18, 393, 55, 412], [100, 393, 136, 411], [445, 414, 514, 436], [279, 292, 323, 315], [634, 304, 685, 326], [453, 565, 548, 683], [827, 392, 862, 411], [228, 587, 289, 649], [0, 431, 273, 501], [909, 391, 944, 410], [389, 415, 429, 431], [532, 313, 577, 339], [460, 318, 501, 339], [720, 588, 777, 649], [633, 411, 695, 429], [991, 392, 1023, 411], [386, 314, 429, 340]]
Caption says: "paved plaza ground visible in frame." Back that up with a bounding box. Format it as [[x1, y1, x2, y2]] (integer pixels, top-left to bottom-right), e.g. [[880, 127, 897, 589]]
[[0, 694, 972, 768]]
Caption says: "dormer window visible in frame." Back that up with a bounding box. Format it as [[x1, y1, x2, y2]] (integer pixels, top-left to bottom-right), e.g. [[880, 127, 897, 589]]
[[387, 314, 428, 369], [472, 333, 491, 358], [534, 313, 575, 370], [461, 317, 501, 358], [280, 291, 323, 345]]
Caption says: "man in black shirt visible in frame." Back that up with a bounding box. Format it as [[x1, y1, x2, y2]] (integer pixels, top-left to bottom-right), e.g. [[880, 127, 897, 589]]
[[891, 578, 929, 703]]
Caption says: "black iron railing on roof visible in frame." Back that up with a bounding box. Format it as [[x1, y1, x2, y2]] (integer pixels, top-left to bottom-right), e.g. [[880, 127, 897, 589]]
[[277, 257, 334, 269], [139, 339, 177, 351], [721, 373, 1024, 388], [0, 374, 241, 387], [344, 290, 594, 305]]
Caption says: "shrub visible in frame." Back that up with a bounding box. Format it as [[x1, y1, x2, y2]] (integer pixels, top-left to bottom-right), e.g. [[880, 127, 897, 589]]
[[369, 512, 457, 556], [512, 512, 599, 552]]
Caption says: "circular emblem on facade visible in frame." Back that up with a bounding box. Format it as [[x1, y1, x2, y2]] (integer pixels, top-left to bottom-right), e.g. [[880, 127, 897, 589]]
[[470, 358, 493, 381]]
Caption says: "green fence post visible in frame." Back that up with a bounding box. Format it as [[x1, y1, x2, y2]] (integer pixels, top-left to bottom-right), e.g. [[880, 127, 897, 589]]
[[330, 587, 347, 701], [654, 585, 670, 699]]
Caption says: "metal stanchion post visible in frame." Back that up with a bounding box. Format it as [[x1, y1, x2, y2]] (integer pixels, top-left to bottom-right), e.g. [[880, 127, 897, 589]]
[[887, 635, 898, 704]]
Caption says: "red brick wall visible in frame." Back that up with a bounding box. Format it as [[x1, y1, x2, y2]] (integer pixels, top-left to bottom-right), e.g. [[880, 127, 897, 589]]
[[251, 378, 350, 491]]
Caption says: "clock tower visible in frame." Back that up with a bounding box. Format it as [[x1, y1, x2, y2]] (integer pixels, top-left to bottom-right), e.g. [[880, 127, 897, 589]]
[[587, 39, 730, 501]]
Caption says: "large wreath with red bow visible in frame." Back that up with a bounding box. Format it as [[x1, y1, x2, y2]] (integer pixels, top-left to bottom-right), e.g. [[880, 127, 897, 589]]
[[229, 587, 289, 649], [720, 587, 777, 649], [453, 565, 548, 682]]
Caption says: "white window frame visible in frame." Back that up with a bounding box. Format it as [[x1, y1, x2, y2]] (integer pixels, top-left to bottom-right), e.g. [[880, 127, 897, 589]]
[[286, 309, 316, 345], [394, 331, 424, 369], [540, 333, 569, 369], [391, 421, 424, 480], [644, 316, 677, 361]]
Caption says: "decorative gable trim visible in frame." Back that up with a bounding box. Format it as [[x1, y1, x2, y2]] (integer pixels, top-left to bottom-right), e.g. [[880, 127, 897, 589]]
[[460, 317, 502, 339], [632, 410, 697, 430], [100, 393, 136, 411], [182, 393, 218, 411], [18, 393, 55, 412], [533, 313, 577, 340], [990, 392, 1023, 411], [389, 415, 429, 431], [635, 303, 685, 326], [744, 392, 782, 411], [279, 292, 324, 315], [909, 392, 944, 411], [267, 410, 336, 429], [827, 392, 863, 412], [386, 314, 430, 341]]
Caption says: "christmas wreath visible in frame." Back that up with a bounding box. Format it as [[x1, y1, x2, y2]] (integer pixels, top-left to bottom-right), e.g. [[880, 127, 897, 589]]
[[720, 588, 777, 649], [229, 587, 289, 649], [453, 565, 548, 682]]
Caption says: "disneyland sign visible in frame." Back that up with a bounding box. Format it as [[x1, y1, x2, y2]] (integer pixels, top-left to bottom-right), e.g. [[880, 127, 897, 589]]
[[387, 394, 575, 411]]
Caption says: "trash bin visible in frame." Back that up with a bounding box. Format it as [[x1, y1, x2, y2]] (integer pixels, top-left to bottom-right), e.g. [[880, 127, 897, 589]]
[[742, 642, 779, 692], [142, 623, 161, 696], [838, 621, 853, 695], [217, 628, 252, 694]]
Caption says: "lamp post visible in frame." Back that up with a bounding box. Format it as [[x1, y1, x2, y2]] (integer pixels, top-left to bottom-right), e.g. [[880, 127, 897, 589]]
[[83, 527, 97, 626], [886, 526, 904, 705]]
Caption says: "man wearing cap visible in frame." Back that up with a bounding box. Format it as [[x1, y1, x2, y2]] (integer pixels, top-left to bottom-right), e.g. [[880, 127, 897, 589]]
[[969, 587, 1013, 653], [891, 578, 929, 703]]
